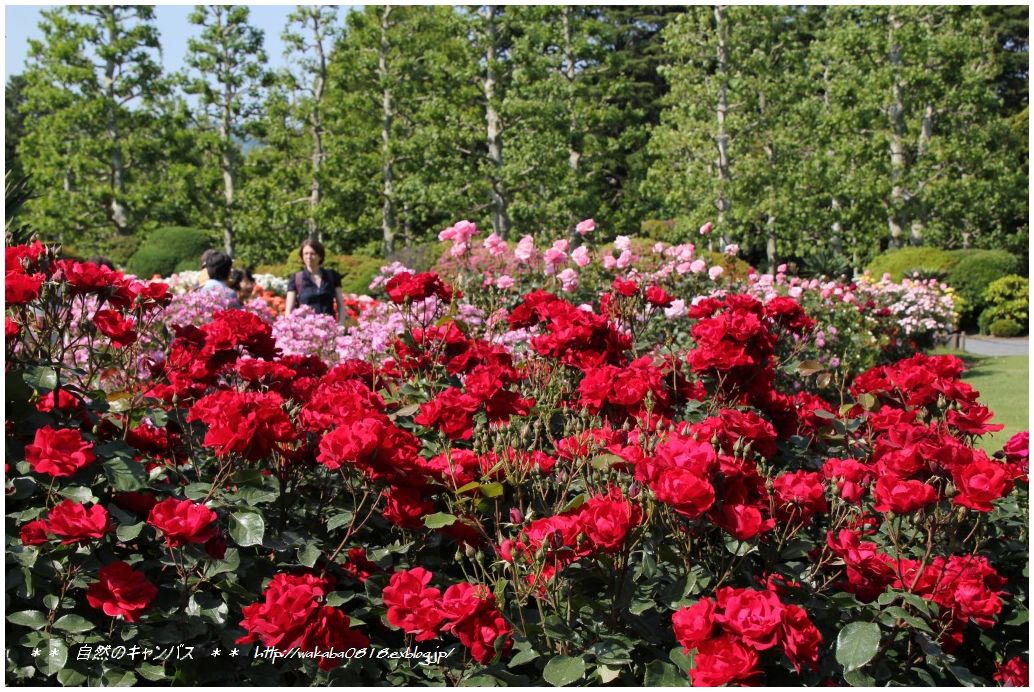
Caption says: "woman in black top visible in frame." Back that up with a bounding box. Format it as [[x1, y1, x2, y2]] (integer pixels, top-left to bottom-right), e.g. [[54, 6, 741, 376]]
[[284, 238, 347, 325]]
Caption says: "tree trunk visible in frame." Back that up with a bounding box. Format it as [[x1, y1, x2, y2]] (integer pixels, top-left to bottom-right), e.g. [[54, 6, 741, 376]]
[[379, 5, 397, 255], [714, 5, 732, 246], [909, 102, 933, 246], [103, 10, 130, 235], [483, 6, 512, 238], [308, 13, 327, 241], [886, 12, 907, 249], [562, 6, 580, 178], [218, 8, 235, 258]]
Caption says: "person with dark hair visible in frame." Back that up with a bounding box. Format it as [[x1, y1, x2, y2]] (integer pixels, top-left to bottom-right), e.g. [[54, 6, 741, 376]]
[[199, 250, 241, 307], [195, 248, 217, 287], [285, 238, 346, 325], [88, 255, 116, 270], [228, 267, 256, 305]]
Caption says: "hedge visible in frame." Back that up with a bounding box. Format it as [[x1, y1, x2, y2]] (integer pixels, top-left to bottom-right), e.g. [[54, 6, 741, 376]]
[[125, 227, 214, 279]]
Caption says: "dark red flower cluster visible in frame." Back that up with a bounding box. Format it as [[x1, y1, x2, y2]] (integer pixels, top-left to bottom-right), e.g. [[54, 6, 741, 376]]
[[500, 490, 642, 584], [238, 572, 368, 670], [637, 428, 775, 540], [385, 271, 457, 304], [5, 241, 48, 305], [672, 586, 821, 685], [577, 355, 670, 422], [41, 500, 112, 545], [187, 390, 297, 461], [509, 291, 632, 368], [382, 568, 512, 663], [994, 657, 1030, 686]]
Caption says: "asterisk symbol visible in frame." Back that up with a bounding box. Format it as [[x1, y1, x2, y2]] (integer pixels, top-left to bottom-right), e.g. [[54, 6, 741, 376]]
[[229, 648, 239, 657], [211, 648, 221, 657], [50, 649, 60, 658], [30, 648, 40, 656]]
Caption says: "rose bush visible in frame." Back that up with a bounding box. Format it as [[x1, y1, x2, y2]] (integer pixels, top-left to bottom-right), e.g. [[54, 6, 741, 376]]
[[4, 236, 1025, 687]]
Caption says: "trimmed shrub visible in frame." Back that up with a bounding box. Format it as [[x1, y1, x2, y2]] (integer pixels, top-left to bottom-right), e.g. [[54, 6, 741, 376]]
[[979, 275, 1029, 334], [990, 318, 1025, 338], [639, 218, 678, 243], [126, 227, 214, 279], [946, 250, 1020, 327], [866, 246, 959, 281]]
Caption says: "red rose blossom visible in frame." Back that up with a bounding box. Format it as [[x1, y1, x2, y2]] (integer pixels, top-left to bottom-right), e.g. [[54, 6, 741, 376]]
[[689, 633, 761, 686], [382, 568, 445, 641], [147, 498, 219, 548], [86, 561, 158, 622], [25, 426, 96, 477], [93, 309, 137, 347], [47, 500, 111, 544]]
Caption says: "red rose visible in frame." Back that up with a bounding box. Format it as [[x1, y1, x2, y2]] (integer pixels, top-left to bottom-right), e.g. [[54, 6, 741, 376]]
[[578, 493, 642, 553], [440, 582, 513, 663], [414, 387, 480, 440], [773, 470, 828, 522], [148, 498, 219, 547], [715, 587, 784, 650], [6, 316, 20, 340], [34, 389, 82, 413], [382, 486, 434, 529], [56, 259, 121, 294], [381, 568, 445, 641], [1002, 431, 1029, 463], [385, 271, 455, 304], [25, 426, 96, 477], [86, 561, 158, 622], [779, 604, 822, 672], [238, 573, 332, 649], [20, 519, 50, 545], [872, 475, 939, 514], [650, 468, 715, 519], [645, 284, 674, 307], [187, 390, 297, 461], [299, 606, 370, 670], [93, 309, 137, 347], [317, 416, 387, 471], [5, 270, 45, 304], [47, 500, 111, 544], [952, 457, 1013, 512], [689, 633, 761, 686], [672, 598, 717, 652], [994, 657, 1029, 686], [822, 458, 873, 504], [343, 547, 381, 583], [611, 278, 638, 297], [711, 501, 774, 541]]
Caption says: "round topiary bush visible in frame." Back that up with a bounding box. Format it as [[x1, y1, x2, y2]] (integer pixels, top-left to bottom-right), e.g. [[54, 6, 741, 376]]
[[946, 250, 1021, 328], [989, 318, 1024, 338], [978, 275, 1029, 334], [125, 227, 215, 279], [865, 246, 959, 281]]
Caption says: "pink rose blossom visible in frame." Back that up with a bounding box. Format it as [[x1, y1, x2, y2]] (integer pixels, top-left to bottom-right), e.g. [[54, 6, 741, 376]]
[[571, 246, 591, 268], [602, 254, 618, 270], [557, 268, 579, 292], [575, 218, 596, 235], [616, 250, 634, 269], [614, 235, 632, 252], [515, 235, 537, 262], [708, 266, 724, 281], [495, 275, 515, 290], [483, 233, 508, 256], [699, 222, 713, 236], [664, 299, 687, 319], [690, 259, 707, 274]]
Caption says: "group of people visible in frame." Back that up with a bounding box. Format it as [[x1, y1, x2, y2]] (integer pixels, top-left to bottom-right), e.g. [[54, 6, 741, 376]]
[[196, 238, 347, 325]]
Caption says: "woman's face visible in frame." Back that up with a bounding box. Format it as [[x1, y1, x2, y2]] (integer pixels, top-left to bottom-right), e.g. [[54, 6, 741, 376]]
[[238, 279, 255, 300], [302, 246, 322, 270]]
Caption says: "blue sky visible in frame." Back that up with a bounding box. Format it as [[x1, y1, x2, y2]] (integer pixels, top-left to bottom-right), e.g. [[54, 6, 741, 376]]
[[4, 5, 353, 82]]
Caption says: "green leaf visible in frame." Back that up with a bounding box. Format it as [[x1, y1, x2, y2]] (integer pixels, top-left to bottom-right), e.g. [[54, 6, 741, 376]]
[[228, 511, 264, 547], [52, 614, 95, 633], [236, 485, 278, 506], [24, 366, 58, 392], [327, 511, 354, 531], [589, 454, 625, 470], [204, 548, 240, 578], [669, 647, 694, 674], [137, 663, 166, 682], [843, 668, 876, 687], [559, 493, 587, 514], [58, 485, 94, 503], [479, 482, 504, 499], [101, 668, 137, 686], [455, 481, 480, 495], [459, 675, 501, 687], [115, 522, 144, 542], [58, 668, 87, 686], [7, 610, 47, 628], [508, 648, 539, 668], [298, 542, 322, 568], [797, 360, 824, 376], [36, 639, 67, 676], [644, 661, 690, 687], [103, 457, 148, 492], [542, 655, 586, 687], [423, 512, 457, 529], [836, 621, 881, 672]]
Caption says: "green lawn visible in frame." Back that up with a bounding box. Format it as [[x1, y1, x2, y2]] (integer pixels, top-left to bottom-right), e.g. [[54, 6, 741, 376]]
[[931, 348, 1029, 453]]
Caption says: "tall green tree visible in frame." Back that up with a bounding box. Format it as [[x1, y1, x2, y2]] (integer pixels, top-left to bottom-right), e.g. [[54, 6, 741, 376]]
[[18, 5, 167, 254], [183, 5, 269, 257]]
